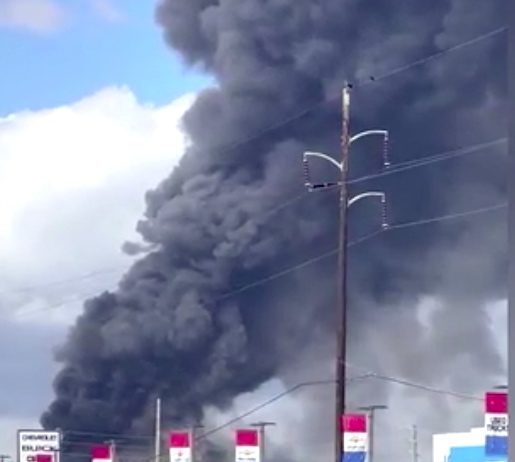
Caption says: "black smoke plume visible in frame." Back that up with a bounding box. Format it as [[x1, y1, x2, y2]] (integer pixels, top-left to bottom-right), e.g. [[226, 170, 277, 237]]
[[42, 1, 507, 461]]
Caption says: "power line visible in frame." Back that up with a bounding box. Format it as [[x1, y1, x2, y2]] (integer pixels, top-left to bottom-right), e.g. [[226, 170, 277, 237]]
[[347, 137, 507, 185], [1, 135, 504, 303], [0, 192, 314, 300], [56, 366, 484, 458], [11, 290, 109, 318], [0, 267, 123, 298], [64, 430, 153, 440], [11, 201, 506, 318], [358, 26, 507, 86], [0, 26, 505, 308], [214, 202, 506, 302], [388, 202, 506, 231], [157, 25, 507, 181], [367, 373, 481, 401]]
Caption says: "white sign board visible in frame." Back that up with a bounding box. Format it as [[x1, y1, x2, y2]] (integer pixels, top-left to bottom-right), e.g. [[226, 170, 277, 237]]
[[18, 430, 61, 462], [235, 446, 260, 462], [343, 432, 368, 452], [170, 447, 191, 462], [485, 413, 509, 437]]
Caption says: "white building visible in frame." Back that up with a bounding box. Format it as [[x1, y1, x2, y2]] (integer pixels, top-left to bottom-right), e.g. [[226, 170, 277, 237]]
[[433, 427, 485, 462]]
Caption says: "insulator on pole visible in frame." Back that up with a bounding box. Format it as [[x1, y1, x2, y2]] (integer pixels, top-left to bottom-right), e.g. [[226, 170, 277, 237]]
[[382, 133, 391, 168], [302, 156, 313, 189], [381, 195, 389, 229]]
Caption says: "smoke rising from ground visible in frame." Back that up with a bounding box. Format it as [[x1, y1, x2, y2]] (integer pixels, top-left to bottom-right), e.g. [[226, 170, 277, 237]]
[[42, 1, 507, 461]]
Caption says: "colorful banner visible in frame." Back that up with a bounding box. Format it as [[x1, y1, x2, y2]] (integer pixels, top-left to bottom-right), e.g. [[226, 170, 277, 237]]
[[342, 414, 368, 462], [235, 429, 260, 462], [91, 445, 112, 462], [169, 432, 192, 462], [484, 391, 508, 460]]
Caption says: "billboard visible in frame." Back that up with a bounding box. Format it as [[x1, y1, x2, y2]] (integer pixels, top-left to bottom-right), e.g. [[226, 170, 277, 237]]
[[484, 392, 508, 460], [235, 429, 260, 462], [342, 414, 368, 462], [169, 431, 192, 462], [17, 430, 60, 462]]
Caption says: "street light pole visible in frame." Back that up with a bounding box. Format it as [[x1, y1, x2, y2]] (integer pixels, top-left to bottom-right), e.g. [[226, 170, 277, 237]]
[[358, 405, 388, 462], [250, 422, 276, 462], [154, 397, 161, 462], [302, 86, 389, 462]]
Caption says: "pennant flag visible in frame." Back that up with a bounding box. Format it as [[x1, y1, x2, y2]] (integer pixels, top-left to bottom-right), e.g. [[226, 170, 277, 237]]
[[169, 431, 192, 462], [235, 429, 260, 462], [484, 392, 508, 460], [91, 445, 112, 462], [342, 414, 368, 462]]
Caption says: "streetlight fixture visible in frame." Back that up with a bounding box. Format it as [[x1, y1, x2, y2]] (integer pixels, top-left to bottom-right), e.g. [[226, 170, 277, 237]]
[[358, 404, 388, 462], [250, 422, 276, 462]]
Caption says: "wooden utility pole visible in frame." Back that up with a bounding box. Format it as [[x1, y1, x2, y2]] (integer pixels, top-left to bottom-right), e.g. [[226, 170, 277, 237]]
[[335, 84, 351, 462], [302, 84, 388, 462]]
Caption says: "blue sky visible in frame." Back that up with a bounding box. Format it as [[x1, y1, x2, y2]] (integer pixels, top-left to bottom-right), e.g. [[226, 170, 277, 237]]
[[0, 0, 211, 115], [0, 2, 212, 453]]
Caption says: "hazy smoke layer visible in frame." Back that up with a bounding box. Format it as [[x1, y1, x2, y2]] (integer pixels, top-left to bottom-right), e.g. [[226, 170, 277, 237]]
[[42, 1, 507, 461]]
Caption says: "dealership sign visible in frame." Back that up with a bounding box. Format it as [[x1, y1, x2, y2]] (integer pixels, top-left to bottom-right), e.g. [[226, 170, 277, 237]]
[[235, 429, 260, 462], [169, 431, 192, 462], [18, 430, 61, 462], [342, 414, 368, 462], [484, 392, 508, 460]]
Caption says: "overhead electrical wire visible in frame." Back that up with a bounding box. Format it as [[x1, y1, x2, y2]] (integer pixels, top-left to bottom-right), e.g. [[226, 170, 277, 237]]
[[61, 366, 482, 456], [60, 363, 482, 456], [347, 138, 507, 185], [357, 26, 507, 86], [8, 22, 506, 462], [0, 27, 505, 301], [197, 25, 506, 161], [15, 201, 506, 320], [3, 133, 504, 302]]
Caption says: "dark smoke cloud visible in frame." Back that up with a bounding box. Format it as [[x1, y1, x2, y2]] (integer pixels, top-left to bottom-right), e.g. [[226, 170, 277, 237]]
[[42, 0, 507, 461]]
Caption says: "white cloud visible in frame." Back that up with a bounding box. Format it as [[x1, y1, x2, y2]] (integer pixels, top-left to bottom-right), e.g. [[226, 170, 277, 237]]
[[0, 86, 193, 296], [0, 86, 194, 452], [90, 0, 124, 23], [0, 0, 65, 33]]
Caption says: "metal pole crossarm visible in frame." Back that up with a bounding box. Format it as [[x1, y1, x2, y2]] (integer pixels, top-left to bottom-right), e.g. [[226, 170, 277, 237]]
[[350, 130, 390, 167], [348, 191, 384, 207], [304, 151, 343, 170], [302, 130, 389, 192], [348, 192, 388, 229]]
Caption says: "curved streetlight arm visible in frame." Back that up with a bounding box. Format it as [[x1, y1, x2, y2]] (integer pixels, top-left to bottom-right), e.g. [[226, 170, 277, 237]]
[[350, 129, 390, 167], [348, 191, 388, 229], [348, 191, 384, 207], [302, 130, 390, 192], [303, 151, 342, 191], [303, 151, 342, 171], [349, 130, 388, 145]]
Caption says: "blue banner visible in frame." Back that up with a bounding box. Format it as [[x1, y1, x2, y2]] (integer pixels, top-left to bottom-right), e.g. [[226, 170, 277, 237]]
[[342, 452, 366, 462], [485, 435, 508, 459]]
